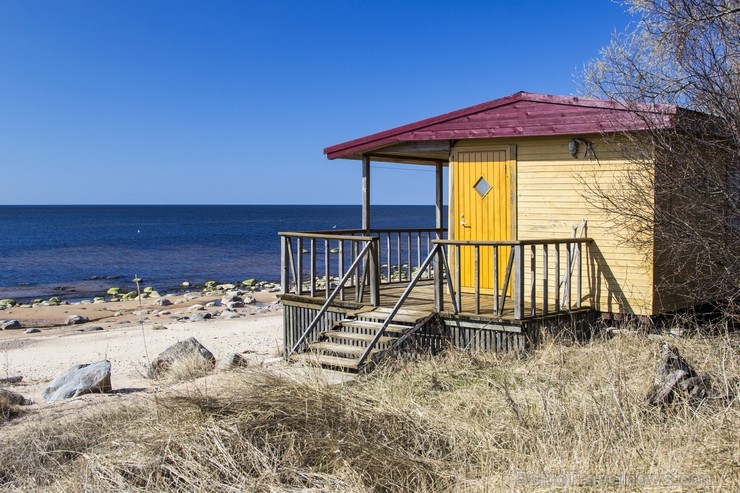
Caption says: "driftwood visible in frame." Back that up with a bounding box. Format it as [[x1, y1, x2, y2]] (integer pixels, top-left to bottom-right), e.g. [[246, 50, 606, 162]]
[[647, 342, 716, 406]]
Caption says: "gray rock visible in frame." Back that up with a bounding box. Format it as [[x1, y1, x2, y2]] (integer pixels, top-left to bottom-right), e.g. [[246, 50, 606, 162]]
[[1, 320, 22, 330], [217, 352, 250, 371], [226, 301, 244, 309], [74, 326, 104, 333], [244, 295, 256, 305], [188, 304, 205, 311], [221, 292, 243, 304], [219, 310, 242, 319], [0, 388, 32, 406], [147, 337, 215, 378], [41, 360, 112, 402], [153, 298, 172, 306], [152, 324, 168, 331], [24, 328, 41, 334], [190, 312, 212, 322], [65, 315, 89, 325]]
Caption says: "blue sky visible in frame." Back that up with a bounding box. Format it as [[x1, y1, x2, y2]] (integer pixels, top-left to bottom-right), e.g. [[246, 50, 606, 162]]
[[0, 0, 632, 205]]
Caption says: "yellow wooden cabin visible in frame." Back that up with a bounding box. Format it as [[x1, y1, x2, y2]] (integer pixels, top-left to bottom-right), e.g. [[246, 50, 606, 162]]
[[280, 92, 707, 371]]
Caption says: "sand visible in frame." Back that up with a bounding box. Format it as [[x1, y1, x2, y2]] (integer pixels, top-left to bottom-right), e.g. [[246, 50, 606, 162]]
[[0, 291, 285, 403]]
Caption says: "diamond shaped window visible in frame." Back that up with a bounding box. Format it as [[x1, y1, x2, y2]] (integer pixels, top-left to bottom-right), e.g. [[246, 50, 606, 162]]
[[474, 176, 491, 197]]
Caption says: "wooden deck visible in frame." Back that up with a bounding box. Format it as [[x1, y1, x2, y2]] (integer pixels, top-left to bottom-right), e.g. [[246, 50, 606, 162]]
[[280, 230, 596, 370], [281, 280, 591, 322]]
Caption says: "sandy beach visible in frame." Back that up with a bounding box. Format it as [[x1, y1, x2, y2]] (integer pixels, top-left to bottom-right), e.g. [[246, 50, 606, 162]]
[[0, 290, 285, 404]]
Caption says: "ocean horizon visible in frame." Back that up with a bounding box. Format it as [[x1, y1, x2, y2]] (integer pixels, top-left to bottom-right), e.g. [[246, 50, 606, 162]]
[[0, 204, 442, 303]]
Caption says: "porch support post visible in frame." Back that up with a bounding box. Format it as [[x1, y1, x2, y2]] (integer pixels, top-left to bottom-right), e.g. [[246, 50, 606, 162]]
[[435, 161, 444, 230], [434, 161, 444, 311], [362, 155, 371, 232]]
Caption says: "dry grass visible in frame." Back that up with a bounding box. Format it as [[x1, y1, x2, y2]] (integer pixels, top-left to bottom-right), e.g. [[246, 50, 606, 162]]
[[0, 331, 737, 492], [155, 352, 215, 384]]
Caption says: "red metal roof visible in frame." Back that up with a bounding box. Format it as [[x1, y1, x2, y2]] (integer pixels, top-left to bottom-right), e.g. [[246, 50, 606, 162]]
[[324, 91, 677, 161]]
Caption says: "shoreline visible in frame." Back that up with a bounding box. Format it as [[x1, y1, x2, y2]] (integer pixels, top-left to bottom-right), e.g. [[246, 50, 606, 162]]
[[0, 277, 282, 306], [0, 288, 285, 404]]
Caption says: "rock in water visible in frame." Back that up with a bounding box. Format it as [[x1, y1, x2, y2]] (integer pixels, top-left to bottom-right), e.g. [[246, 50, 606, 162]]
[[147, 337, 215, 378], [41, 360, 112, 402]]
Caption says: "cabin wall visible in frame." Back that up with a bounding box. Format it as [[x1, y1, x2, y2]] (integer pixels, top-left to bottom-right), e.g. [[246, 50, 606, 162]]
[[453, 136, 656, 316]]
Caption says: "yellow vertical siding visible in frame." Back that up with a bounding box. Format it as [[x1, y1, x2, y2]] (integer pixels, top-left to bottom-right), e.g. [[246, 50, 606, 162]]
[[454, 136, 655, 316]]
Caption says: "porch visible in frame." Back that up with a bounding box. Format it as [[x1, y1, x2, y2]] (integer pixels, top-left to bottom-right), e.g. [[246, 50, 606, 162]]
[[280, 228, 595, 370]]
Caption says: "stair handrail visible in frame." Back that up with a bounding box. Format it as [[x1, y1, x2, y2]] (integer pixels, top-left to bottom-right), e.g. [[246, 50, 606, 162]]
[[289, 238, 378, 355], [357, 242, 453, 367]]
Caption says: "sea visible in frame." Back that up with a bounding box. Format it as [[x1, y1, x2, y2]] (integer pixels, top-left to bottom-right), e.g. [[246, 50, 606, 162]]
[[0, 205, 440, 303]]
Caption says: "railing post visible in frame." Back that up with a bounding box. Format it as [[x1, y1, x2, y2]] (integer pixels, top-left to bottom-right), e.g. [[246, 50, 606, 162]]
[[434, 243, 444, 312], [324, 239, 330, 298], [542, 245, 549, 316], [554, 243, 560, 310], [564, 242, 572, 309], [576, 241, 582, 308], [492, 246, 498, 313], [474, 246, 480, 314], [281, 235, 289, 294], [530, 244, 536, 317], [514, 244, 524, 320], [455, 244, 462, 311], [296, 237, 304, 295], [370, 238, 380, 306]]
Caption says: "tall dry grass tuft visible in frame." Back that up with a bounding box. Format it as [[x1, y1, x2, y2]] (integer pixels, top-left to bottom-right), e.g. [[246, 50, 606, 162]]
[[156, 352, 215, 384], [0, 332, 737, 492]]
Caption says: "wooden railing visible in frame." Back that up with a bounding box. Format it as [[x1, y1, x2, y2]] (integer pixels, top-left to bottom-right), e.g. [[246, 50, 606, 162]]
[[355, 237, 592, 366], [279, 231, 380, 304], [279, 228, 444, 301], [434, 238, 593, 318], [286, 235, 380, 355], [280, 230, 592, 319]]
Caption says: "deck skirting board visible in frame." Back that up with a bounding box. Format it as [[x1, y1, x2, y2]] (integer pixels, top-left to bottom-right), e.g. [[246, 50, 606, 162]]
[[282, 297, 597, 358]]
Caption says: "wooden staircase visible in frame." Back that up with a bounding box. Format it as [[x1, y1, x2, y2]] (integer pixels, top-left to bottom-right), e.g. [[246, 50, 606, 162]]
[[289, 307, 434, 372]]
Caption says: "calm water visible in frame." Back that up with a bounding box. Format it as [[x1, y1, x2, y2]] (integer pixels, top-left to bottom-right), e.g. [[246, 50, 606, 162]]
[[0, 205, 439, 302]]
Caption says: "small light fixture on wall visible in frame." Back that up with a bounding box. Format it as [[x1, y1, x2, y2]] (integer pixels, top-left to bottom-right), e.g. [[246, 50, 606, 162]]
[[568, 138, 597, 160]]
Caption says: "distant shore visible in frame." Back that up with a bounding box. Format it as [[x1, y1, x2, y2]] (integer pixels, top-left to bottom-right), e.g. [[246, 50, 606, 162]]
[[0, 277, 282, 305]]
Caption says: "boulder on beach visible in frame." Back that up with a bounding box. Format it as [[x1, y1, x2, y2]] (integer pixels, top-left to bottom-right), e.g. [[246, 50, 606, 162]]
[[147, 337, 215, 379], [190, 312, 212, 322], [65, 314, 89, 325], [1, 320, 22, 330], [41, 360, 113, 402]]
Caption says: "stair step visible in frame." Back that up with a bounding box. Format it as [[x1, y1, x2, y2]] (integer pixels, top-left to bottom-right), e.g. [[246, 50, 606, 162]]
[[308, 341, 380, 357], [339, 320, 411, 335], [323, 330, 396, 345], [355, 308, 433, 324], [289, 352, 359, 370]]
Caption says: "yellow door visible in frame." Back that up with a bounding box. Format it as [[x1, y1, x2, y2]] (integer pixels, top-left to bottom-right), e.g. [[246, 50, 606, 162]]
[[453, 147, 513, 292]]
